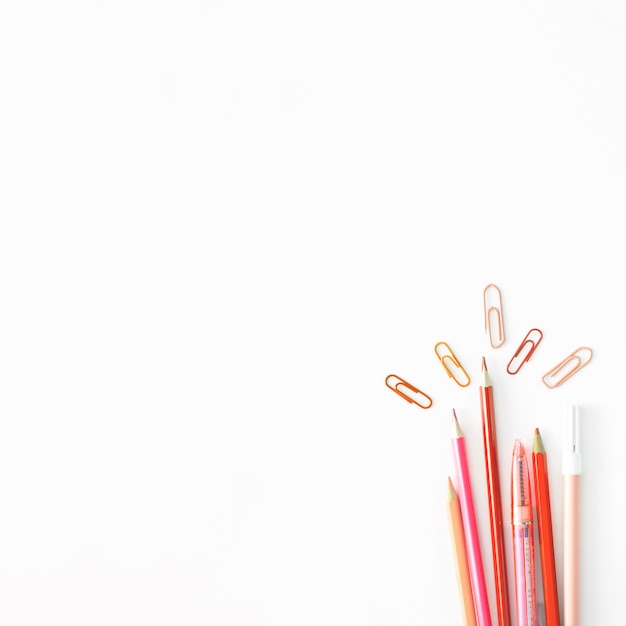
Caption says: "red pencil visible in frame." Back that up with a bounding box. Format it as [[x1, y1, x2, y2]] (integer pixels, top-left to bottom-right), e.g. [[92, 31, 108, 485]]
[[479, 358, 511, 626], [533, 428, 561, 626]]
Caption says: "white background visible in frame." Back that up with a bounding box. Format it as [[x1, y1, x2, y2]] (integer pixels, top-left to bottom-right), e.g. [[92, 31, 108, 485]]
[[1, 1, 624, 624]]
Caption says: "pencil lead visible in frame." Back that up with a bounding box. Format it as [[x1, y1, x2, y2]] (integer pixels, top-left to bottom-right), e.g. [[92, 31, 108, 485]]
[[481, 358, 492, 387], [452, 409, 463, 438], [447, 476, 457, 500], [533, 428, 545, 454]]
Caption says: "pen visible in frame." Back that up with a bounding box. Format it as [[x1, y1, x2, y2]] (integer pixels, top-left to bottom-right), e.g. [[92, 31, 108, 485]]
[[447, 477, 479, 626], [532, 429, 560, 626], [451, 409, 493, 626], [479, 357, 511, 626], [563, 406, 581, 626], [511, 439, 537, 626]]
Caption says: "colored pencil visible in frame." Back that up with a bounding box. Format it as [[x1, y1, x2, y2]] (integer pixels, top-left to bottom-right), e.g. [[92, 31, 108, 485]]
[[447, 477, 479, 626], [532, 429, 560, 626], [479, 358, 511, 626], [451, 409, 492, 626]]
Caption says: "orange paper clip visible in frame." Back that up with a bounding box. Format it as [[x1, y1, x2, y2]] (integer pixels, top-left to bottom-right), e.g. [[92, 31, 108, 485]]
[[542, 347, 592, 389], [385, 374, 433, 408], [435, 342, 470, 387], [507, 328, 543, 375], [483, 284, 505, 348]]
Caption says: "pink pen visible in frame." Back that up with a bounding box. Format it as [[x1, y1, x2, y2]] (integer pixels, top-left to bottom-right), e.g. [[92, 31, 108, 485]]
[[451, 410, 492, 626], [511, 439, 537, 626]]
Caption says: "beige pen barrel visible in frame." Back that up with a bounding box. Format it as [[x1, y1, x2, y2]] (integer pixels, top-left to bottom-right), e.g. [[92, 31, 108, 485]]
[[562, 405, 581, 626], [563, 475, 579, 626]]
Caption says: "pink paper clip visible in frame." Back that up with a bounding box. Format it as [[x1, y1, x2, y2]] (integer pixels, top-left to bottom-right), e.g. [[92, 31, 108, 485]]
[[507, 328, 543, 375], [483, 284, 505, 348], [542, 347, 592, 389]]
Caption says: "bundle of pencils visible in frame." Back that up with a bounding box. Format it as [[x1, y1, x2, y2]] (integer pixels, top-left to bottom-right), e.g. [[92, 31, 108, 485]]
[[446, 360, 579, 626]]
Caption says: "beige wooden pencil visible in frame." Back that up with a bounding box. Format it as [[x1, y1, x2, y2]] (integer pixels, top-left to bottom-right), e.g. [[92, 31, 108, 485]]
[[447, 476, 478, 626]]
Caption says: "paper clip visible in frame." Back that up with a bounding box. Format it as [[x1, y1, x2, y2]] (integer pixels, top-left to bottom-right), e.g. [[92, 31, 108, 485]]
[[385, 374, 433, 408], [507, 328, 543, 375], [483, 284, 505, 348], [542, 347, 593, 389], [434, 342, 470, 387]]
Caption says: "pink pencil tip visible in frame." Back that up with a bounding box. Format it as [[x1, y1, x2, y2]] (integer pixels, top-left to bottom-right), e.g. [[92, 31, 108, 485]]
[[452, 409, 463, 437], [481, 356, 487, 370]]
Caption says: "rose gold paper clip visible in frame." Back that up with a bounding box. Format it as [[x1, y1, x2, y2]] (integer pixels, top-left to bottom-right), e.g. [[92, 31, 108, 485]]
[[507, 328, 543, 375], [542, 346, 592, 389], [385, 374, 433, 408], [434, 342, 470, 387], [483, 283, 505, 348]]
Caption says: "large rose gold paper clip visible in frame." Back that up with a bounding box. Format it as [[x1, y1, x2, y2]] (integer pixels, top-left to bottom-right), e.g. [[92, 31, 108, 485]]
[[483, 283, 505, 348], [385, 374, 433, 408], [434, 342, 470, 387], [542, 347, 592, 389], [507, 328, 543, 375]]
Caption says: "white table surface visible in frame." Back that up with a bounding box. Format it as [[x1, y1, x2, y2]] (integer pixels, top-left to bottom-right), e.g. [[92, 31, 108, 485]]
[[1, 1, 623, 624]]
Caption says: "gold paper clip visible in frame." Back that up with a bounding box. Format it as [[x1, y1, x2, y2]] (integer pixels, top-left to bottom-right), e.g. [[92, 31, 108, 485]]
[[385, 374, 433, 408], [507, 328, 543, 375], [542, 346, 592, 389], [434, 342, 470, 387], [483, 283, 505, 348]]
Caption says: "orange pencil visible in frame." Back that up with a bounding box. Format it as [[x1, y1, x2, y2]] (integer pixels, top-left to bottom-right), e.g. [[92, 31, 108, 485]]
[[532, 429, 560, 626], [447, 477, 478, 626]]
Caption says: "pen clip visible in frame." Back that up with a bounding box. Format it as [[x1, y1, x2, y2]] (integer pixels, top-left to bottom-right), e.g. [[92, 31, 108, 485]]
[[563, 405, 582, 474]]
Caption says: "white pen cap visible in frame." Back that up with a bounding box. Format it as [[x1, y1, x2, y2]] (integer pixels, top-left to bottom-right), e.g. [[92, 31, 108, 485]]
[[562, 405, 582, 475]]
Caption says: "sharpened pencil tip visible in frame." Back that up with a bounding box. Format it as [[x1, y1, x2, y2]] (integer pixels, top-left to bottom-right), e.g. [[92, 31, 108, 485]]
[[452, 409, 463, 438], [533, 428, 545, 454], [447, 476, 457, 500], [481, 358, 492, 387]]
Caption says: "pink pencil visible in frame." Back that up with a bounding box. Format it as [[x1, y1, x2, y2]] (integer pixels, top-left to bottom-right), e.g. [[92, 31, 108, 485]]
[[451, 409, 493, 626]]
